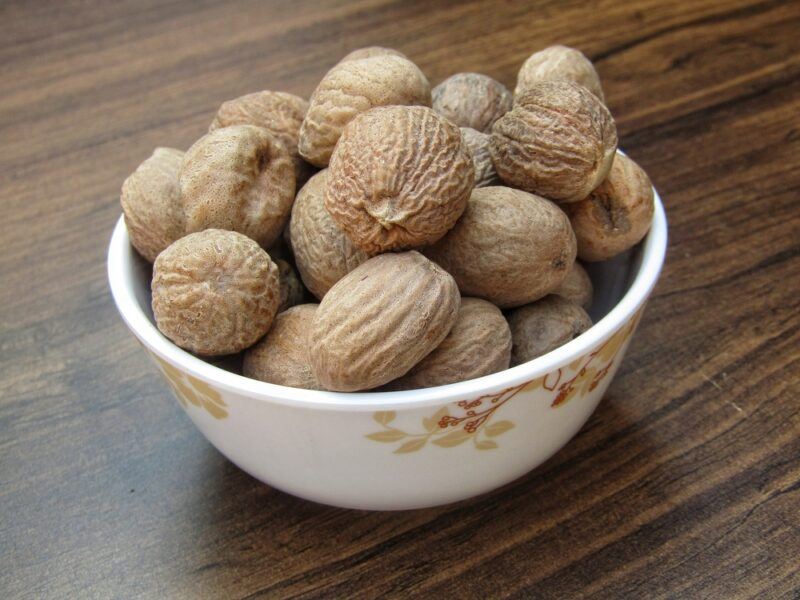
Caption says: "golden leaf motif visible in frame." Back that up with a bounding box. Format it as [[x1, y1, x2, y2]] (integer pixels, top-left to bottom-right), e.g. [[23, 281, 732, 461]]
[[484, 420, 515, 438], [367, 309, 646, 453], [432, 430, 472, 447], [423, 407, 449, 431], [520, 376, 544, 393], [394, 438, 427, 454], [579, 367, 598, 394], [597, 328, 628, 362], [365, 430, 406, 443], [177, 381, 202, 407], [150, 353, 229, 419], [159, 359, 182, 381], [373, 411, 396, 426], [475, 440, 498, 450], [567, 356, 585, 372], [203, 401, 228, 420], [187, 375, 226, 406]]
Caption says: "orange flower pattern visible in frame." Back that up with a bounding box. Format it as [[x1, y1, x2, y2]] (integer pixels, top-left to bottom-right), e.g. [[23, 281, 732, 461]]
[[367, 309, 643, 452]]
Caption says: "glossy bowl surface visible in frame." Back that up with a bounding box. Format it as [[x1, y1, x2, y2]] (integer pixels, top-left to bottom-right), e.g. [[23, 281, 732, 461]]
[[108, 188, 667, 510]]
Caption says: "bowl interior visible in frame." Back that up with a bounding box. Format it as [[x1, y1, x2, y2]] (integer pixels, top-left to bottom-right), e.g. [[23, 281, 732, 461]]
[[111, 188, 665, 409], [127, 236, 643, 366]]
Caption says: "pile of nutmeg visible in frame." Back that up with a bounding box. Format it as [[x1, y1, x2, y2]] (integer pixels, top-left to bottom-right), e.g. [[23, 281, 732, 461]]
[[121, 45, 654, 392]]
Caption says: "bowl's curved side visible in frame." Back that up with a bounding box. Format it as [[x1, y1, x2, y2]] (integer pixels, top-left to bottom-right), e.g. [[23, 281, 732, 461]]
[[140, 303, 643, 509], [108, 188, 666, 509]]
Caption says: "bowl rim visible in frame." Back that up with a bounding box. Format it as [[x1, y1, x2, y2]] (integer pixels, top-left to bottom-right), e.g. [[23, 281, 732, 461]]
[[108, 190, 667, 412]]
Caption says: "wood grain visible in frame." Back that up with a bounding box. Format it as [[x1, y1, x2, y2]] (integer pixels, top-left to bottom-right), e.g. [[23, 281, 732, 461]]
[[1, 0, 799, 598]]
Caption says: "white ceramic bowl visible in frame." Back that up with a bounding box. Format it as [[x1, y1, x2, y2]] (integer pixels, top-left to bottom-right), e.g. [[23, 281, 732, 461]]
[[108, 190, 667, 510]]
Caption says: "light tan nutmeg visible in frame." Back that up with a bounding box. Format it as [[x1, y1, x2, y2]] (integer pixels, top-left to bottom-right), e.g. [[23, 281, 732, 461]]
[[289, 170, 369, 299], [180, 125, 296, 247], [384, 298, 512, 391], [508, 295, 593, 365], [243, 304, 323, 390], [567, 152, 655, 261], [209, 90, 312, 184], [326, 106, 474, 254], [309, 252, 460, 392], [298, 55, 431, 167], [339, 46, 408, 63], [491, 81, 617, 203], [424, 186, 576, 309], [120, 147, 184, 263], [432, 73, 513, 133], [460, 127, 499, 188], [152, 229, 280, 356], [515, 45, 604, 101], [275, 259, 307, 312], [553, 262, 593, 310]]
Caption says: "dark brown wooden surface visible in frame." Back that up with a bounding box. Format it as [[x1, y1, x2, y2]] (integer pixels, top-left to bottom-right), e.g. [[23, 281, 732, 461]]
[[1, 0, 799, 598]]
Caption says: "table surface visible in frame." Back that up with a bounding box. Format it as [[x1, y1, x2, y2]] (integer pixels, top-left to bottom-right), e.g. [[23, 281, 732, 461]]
[[2, 0, 799, 598]]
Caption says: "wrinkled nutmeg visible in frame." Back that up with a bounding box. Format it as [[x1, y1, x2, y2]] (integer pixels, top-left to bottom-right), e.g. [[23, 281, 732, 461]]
[[152, 229, 280, 356], [515, 45, 604, 101], [339, 46, 408, 63], [298, 55, 431, 167], [180, 125, 295, 247], [460, 127, 499, 188], [567, 152, 655, 261], [209, 90, 312, 184], [491, 81, 617, 203], [384, 298, 512, 390], [432, 72, 513, 133], [424, 186, 576, 309], [120, 147, 184, 263], [243, 304, 324, 390], [507, 295, 593, 365], [326, 105, 473, 254], [275, 259, 307, 312], [309, 252, 460, 391], [553, 261, 593, 310], [289, 170, 369, 298]]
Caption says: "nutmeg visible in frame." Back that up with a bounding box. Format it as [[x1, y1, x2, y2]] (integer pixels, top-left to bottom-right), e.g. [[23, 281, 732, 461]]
[[491, 81, 617, 203]]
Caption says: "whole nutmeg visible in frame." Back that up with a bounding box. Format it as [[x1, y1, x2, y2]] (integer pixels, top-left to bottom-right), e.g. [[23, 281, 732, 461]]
[[508, 295, 593, 365], [326, 106, 474, 254], [120, 147, 184, 263], [275, 259, 307, 312], [209, 90, 312, 184], [431, 72, 513, 133], [152, 230, 280, 356], [289, 170, 369, 298], [180, 125, 296, 247], [384, 298, 512, 390], [309, 252, 460, 392], [298, 55, 431, 167], [515, 45, 604, 101], [425, 186, 576, 309], [339, 46, 407, 63], [243, 304, 323, 390], [553, 262, 593, 310], [491, 81, 617, 203], [567, 152, 655, 261], [460, 127, 499, 188]]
